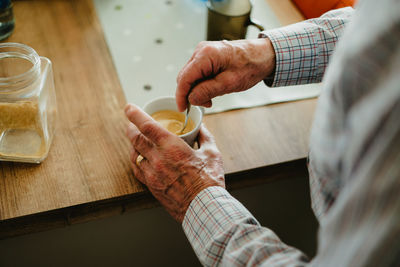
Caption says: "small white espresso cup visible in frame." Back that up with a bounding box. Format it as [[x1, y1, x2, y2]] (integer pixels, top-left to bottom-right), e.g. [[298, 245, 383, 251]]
[[142, 96, 203, 147]]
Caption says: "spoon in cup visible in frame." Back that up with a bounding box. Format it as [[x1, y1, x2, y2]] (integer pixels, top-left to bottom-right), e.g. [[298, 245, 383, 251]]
[[179, 81, 200, 134], [179, 102, 191, 135]]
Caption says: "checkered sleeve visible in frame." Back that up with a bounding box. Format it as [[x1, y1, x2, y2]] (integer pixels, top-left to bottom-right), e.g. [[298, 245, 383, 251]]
[[182, 186, 309, 266], [259, 7, 353, 87]]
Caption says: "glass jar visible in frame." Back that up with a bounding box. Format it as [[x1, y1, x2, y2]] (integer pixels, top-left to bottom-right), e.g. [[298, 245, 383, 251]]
[[0, 43, 57, 163]]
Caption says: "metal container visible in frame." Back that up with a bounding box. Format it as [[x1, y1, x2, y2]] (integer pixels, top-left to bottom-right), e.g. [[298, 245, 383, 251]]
[[207, 0, 264, 40]]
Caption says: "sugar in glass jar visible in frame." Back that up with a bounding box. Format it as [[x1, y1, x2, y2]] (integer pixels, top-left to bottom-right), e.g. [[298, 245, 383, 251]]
[[0, 43, 57, 163]]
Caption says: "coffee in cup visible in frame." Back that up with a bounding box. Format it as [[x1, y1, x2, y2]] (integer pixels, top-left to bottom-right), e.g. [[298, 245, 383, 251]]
[[142, 96, 203, 147], [151, 110, 195, 135]]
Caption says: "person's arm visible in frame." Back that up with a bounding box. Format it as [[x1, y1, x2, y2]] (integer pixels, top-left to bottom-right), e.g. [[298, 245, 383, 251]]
[[261, 7, 353, 87], [175, 7, 353, 112], [124, 92, 400, 267], [182, 120, 400, 266], [183, 187, 309, 266]]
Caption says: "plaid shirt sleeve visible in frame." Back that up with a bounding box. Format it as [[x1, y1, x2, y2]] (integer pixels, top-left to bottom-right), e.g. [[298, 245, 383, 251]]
[[259, 7, 353, 87], [182, 186, 309, 266], [181, 2, 400, 267], [181, 8, 356, 267]]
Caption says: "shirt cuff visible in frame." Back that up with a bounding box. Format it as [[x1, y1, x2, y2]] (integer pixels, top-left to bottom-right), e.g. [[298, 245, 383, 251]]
[[259, 25, 320, 87], [182, 186, 259, 259]]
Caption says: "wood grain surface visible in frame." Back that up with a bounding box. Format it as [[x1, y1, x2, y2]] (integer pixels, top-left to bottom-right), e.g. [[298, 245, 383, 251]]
[[0, 0, 315, 238], [204, 100, 316, 174], [0, 0, 142, 221]]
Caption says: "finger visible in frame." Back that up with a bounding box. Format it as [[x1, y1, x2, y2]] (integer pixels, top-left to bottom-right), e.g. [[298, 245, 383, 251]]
[[129, 145, 140, 165], [176, 55, 220, 112], [176, 41, 209, 85], [129, 147, 146, 184], [176, 51, 197, 84], [129, 146, 154, 186], [126, 123, 154, 159], [136, 155, 151, 171], [131, 161, 145, 183], [133, 157, 158, 188], [188, 72, 237, 106], [198, 100, 212, 108], [197, 124, 217, 149], [176, 61, 203, 112], [125, 104, 171, 145]]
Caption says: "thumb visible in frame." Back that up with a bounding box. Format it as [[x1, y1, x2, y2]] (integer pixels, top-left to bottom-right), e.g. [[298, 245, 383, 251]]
[[197, 124, 217, 149]]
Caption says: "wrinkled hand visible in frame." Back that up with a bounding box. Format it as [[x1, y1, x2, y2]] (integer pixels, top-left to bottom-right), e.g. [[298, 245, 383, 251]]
[[125, 104, 225, 223], [176, 38, 276, 111]]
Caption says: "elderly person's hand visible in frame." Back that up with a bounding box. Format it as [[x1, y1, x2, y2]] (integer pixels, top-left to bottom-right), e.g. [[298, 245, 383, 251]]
[[176, 38, 275, 112], [125, 104, 225, 223]]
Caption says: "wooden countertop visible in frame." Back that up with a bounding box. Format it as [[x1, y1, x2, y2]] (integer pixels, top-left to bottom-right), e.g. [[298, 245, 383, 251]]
[[0, 0, 313, 238]]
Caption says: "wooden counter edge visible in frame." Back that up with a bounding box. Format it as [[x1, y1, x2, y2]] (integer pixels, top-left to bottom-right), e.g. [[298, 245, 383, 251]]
[[0, 158, 308, 240]]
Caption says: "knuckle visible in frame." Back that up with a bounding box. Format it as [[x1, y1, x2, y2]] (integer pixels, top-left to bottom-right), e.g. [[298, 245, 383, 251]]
[[127, 131, 136, 144], [142, 121, 169, 143], [204, 148, 221, 159], [133, 133, 147, 148], [129, 130, 140, 144], [196, 42, 217, 57], [196, 41, 208, 50], [201, 44, 214, 55], [141, 121, 157, 137]]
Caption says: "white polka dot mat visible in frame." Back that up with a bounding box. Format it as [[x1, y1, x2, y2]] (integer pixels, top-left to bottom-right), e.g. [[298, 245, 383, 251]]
[[93, 0, 321, 114]]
